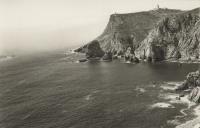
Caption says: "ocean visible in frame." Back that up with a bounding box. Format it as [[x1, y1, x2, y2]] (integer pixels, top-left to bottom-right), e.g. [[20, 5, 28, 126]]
[[0, 50, 199, 128]]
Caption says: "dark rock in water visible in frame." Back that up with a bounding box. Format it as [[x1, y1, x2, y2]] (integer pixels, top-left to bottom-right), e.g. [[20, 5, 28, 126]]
[[79, 59, 88, 62], [176, 97, 181, 100], [147, 57, 152, 62], [132, 56, 139, 63], [179, 93, 185, 97], [74, 40, 104, 60], [102, 52, 112, 61], [175, 80, 189, 91], [124, 47, 139, 63], [112, 55, 118, 60], [85, 40, 104, 59], [74, 45, 87, 53], [177, 70, 200, 103], [186, 70, 200, 87], [124, 47, 134, 62], [188, 87, 200, 103], [176, 71, 200, 91]]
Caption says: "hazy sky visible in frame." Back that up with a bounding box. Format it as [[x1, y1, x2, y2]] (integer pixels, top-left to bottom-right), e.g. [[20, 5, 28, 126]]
[[0, 0, 200, 54]]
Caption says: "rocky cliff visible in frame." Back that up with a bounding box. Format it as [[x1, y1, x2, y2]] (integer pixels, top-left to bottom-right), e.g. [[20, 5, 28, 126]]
[[96, 8, 182, 54], [76, 9, 181, 54], [176, 70, 200, 103], [76, 8, 200, 62], [135, 8, 200, 62]]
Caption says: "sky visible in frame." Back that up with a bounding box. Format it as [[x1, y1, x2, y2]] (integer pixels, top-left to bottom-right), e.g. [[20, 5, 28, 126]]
[[0, 0, 200, 54]]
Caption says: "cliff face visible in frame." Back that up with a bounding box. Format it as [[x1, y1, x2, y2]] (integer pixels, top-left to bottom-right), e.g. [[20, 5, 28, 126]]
[[135, 8, 200, 61], [76, 8, 182, 56], [76, 8, 200, 62]]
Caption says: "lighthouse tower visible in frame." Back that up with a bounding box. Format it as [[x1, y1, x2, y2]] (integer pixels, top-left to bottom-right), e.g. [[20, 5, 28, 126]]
[[157, 4, 160, 9]]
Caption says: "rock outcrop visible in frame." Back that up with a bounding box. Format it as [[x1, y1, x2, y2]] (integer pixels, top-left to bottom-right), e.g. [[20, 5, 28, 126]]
[[176, 70, 200, 103], [188, 87, 200, 103], [102, 51, 113, 61], [136, 8, 200, 62], [75, 40, 104, 59], [124, 47, 139, 63]]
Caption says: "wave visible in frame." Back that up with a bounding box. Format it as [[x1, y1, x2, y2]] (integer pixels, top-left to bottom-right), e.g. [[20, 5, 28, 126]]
[[150, 102, 175, 108], [85, 94, 92, 101], [84, 90, 100, 101], [0, 55, 14, 62], [135, 87, 146, 93], [160, 81, 183, 91], [158, 81, 199, 127], [175, 105, 200, 128]]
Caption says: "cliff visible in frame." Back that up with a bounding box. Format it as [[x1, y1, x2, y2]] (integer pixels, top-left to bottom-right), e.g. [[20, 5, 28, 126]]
[[135, 8, 200, 61], [76, 8, 200, 62], [75, 8, 181, 55]]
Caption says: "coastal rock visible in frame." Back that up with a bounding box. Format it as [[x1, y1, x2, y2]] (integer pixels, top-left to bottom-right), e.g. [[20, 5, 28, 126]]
[[76, 8, 182, 59], [185, 70, 200, 88], [76, 7, 200, 62], [188, 87, 200, 103], [102, 51, 113, 61], [175, 80, 189, 91], [78, 58, 88, 63], [176, 70, 200, 91], [77, 40, 104, 59], [124, 47, 139, 63], [176, 70, 200, 103], [136, 8, 200, 62], [132, 56, 139, 63]]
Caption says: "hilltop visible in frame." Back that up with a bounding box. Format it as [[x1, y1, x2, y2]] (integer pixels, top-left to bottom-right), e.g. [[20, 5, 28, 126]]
[[75, 7, 200, 62]]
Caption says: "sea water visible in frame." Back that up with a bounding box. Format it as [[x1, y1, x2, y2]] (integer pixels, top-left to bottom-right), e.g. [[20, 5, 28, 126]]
[[0, 50, 199, 128]]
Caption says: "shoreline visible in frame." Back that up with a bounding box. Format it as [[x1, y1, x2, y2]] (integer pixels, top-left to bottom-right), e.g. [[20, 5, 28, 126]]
[[165, 59, 200, 64], [160, 82, 200, 128], [176, 105, 200, 128]]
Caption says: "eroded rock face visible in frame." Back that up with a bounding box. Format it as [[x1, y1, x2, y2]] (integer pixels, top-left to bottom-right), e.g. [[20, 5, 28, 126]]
[[102, 51, 113, 61], [176, 71, 200, 90], [188, 87, 200, 103], [176, 70, 200, 103], [136, 9, 200, 61], [76, 8, 200, 62], [76, 8, 182, 58], [80, 40, 105, 59], [124, 47, 139, 63]]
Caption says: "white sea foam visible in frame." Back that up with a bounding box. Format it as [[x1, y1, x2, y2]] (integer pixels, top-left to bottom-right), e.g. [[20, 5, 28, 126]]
[[175, 108, 200, 128], [166, 81, 183, 86], [160, 81, 183, 91], [160, 93, 178, 100], [151, 102, 175, 108], [135, 87, 146, 93], [167, 119, 181, 125], [159, 93, 195, 107], [149, 84, 156, 88], [85, 94, 92, 101], [160, 85, 177, 91], [194, 106, 200, 116], [193, 124, 200, 128], [125, 61, 131, 64], [75, 61, 80, 63], [161, 93, 197, 128], [65, 49, 76, 55]]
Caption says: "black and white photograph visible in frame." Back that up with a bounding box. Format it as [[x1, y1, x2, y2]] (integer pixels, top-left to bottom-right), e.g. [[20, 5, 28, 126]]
[[0, 0, 200, 128]]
